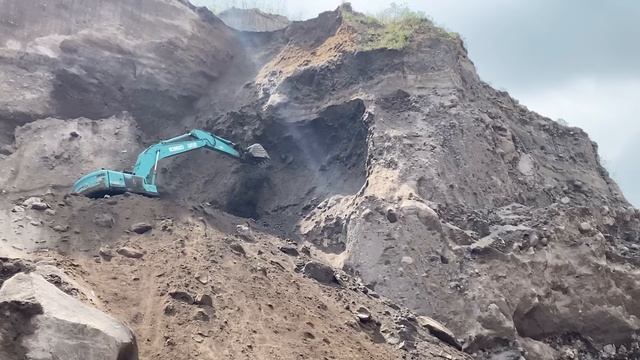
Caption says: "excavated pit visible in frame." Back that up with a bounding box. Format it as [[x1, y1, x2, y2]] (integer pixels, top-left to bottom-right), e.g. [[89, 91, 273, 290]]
[[224, 100, 368, 235]]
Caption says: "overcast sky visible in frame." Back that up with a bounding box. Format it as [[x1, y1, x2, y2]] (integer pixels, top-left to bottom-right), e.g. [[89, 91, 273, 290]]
[[195, 0, 640, 206]]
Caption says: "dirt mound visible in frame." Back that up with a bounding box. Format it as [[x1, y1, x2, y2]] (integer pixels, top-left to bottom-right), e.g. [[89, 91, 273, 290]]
[[1, 2, 639, 359], [0, 191, 469, 359]]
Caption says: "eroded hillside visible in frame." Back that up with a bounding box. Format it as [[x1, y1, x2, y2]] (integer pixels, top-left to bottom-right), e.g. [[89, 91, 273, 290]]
[[1, 2, 639, 360]]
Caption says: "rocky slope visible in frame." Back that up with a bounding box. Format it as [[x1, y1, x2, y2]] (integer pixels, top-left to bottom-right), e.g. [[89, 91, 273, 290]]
[[1, 1, 639, 359]]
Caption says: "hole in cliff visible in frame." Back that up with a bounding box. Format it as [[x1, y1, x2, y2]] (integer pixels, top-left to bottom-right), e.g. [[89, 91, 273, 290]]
[[223, 99, 368, 234]]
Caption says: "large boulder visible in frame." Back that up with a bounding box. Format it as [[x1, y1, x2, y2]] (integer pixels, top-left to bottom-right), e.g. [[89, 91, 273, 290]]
[[0, 272, 137, 360]]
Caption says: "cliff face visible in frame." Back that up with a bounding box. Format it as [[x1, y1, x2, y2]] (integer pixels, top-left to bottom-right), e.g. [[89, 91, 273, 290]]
[[199, 7, 638, 356], [1, 2, 639, 359], [0, 0, 236, 140]]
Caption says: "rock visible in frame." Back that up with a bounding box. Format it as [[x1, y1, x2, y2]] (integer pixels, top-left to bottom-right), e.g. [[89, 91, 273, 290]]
[[479, 303, 515, 340], [0, 272, 137, 360], [302, 261, 336, 285], [560, 347, 578, 359], [99, 246, 114, 260], [52, 224, 69, 233], [400, 200, 442, 230], [11, 206, 24, 213], [386, 208, 399, 223], [355, 306, 372, 322], [195, 273, 209, 285], [163, 303, 176, 316], [193, 309, 210, 322], [94, 213, 115, 228], [30, 220, 42, 227], [401, 256, 414, 265], [130, 222, 152, 234], [367, 290, 380, 299], [22, 197, 44, 207], [44, 209, 56, 216], [69, 131, 80, 138], [529, 233, 540, 248], [30, 202, 50, 211], [520, 337, 558, 360], [116, 247, 144, 259], [196, 294, 213, 307], [517, 154, 535, 176], [269, 260, 286, 271], [560, 197, 571, 205], [416, 316, 462, 350], [602, 344, 616, 357], [229, 243, 246, 256], [578, 222, 593, 234], [361, 208, 374, 218], [279, 245, 299, 256], [33, 263, 95, 301], [169, 290, 194, 304], [618, 344, 628, 355], [235, 224, 255, 241], [380, 323, 402, 345], [0, 144, 14, 155], [334, 270, 352, 288], [159, 219, 174, 232]]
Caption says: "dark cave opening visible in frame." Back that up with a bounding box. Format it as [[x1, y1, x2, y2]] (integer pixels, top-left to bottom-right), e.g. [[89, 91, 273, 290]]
[[223, 99, 368, 232]]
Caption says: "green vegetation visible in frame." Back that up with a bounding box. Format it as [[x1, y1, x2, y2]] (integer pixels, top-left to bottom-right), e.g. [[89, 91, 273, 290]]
[[342, 2, 459, 50]]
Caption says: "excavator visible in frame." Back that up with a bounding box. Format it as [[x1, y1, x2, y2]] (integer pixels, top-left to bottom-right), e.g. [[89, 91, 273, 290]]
[[72, 129, 269, 198]]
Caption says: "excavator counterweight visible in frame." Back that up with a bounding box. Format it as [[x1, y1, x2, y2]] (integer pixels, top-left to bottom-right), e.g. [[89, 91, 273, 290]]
[[72, 129, 269, 198]]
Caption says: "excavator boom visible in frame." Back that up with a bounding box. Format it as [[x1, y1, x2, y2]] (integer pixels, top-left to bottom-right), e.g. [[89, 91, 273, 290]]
[[72, 129, 269, 198]]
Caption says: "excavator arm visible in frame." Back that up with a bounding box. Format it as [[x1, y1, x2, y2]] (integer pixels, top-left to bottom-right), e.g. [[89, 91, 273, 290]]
[[132, 129, 243, 186], [72, 129, 269, 198]]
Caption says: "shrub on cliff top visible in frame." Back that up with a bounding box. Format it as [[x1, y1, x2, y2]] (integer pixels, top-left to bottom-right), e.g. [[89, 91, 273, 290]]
[[343, 2, 458, 50]]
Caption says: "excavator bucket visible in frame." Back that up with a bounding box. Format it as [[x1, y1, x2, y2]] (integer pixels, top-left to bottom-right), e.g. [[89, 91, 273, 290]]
[[245, 144, 270, 167]]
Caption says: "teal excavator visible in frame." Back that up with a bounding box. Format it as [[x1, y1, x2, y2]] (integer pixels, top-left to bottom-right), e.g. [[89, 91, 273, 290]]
[[72, 129, 269, 198]]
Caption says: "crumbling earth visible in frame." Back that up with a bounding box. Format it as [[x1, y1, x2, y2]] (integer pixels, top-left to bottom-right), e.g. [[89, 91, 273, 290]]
[[0, 193, 467, 360], [1, 1, 639, 360]]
